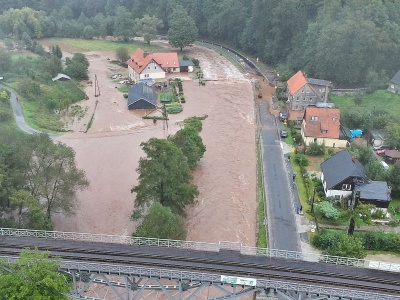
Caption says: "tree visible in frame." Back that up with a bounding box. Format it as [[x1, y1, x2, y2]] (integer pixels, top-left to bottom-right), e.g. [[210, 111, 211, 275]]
[[0, 249, 71, 299], [51, 45, 63, 59], [132, 138, 198, 217], [115, 46, 130, 64], [24, 134, 89, 220], [134, 14, 163, 44], [0, 50, 12, 73], [385, 123, 400, 149], [114, 6, 135, 42], [0, 7, 43, 39], [168, 6, 198, 51], [134, 202, 186, 239], [316, 201, 339, 220], [65, 53, 90, 80], [386, 161, 400, 197], [169, 126, 206, 169]]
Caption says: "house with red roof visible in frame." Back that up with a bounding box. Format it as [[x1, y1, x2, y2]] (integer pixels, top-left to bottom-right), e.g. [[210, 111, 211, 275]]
[[287, 70, 331, 112], [301, 106, 351, 148], [127, 49, 180, 83]]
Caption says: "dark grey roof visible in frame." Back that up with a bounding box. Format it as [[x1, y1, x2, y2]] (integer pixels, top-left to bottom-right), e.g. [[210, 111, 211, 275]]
[[355, 181, 391, 202], [128, 83, 157, 108], [320, 150, 368, 189], [390, 70, 400, 85], [179, 60, 194, 67], [307, 78, 331, 87]]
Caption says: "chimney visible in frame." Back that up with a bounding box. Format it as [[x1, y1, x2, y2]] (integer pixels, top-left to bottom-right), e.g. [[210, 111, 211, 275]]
[[143, 52, 149, 58]]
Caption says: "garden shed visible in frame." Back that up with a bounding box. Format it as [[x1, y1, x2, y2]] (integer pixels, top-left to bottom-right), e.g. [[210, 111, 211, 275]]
[[127, 83, 157, 110], [354, 181, 391, 209]]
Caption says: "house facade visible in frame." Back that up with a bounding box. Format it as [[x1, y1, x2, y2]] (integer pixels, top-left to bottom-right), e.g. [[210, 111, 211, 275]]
[[127, 49, 180, 83], [388, 70, 400, 93], [301, 106, 350, 148], [320, 150, 391, 208], [287, 70, 331, 111]]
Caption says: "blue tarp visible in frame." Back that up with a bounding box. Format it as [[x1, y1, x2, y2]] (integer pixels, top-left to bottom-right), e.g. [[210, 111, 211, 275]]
[[350, 129, 363, 138]]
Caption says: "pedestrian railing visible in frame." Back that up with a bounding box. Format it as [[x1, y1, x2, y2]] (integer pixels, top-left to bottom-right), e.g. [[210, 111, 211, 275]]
[[0, 228, 399, 273]]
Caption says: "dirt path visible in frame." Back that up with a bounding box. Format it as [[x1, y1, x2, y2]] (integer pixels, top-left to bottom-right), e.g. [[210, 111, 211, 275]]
[[50, 43, 257, 246]]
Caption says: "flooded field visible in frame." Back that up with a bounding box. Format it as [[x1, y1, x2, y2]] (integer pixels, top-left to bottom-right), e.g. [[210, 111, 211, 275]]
[[51, 44, 257, 246]]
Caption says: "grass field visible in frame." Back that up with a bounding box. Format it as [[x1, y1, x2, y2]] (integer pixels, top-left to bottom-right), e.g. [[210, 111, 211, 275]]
[[41, 38, 164, 53], [331, 90, 400, 116]]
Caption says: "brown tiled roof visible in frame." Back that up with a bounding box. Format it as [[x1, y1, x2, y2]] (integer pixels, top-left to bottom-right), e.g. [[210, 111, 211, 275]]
[[127, 49, 179, 75], [303, 107, 340, 139], [385, 150, 400, 159], [287, 70, 307, 95]]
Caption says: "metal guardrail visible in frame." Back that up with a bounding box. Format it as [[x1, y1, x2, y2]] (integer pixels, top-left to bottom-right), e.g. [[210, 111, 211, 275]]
[[0, 228, 399, 273]]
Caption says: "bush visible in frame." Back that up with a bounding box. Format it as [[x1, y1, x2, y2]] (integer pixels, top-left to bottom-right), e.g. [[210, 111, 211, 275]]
[[316, 201, 339, 219], [167, 105, 183, 114], [306, 142, 325, 156], [357, 231, 400, 252], [0, 109, 12, 122], [294, 154, 309, 167]]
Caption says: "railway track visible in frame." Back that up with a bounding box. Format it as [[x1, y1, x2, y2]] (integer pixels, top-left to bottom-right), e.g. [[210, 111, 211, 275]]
[[1, 237, 399, 297]]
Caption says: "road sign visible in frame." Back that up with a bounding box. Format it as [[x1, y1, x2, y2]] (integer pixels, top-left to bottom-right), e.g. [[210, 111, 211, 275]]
[[220, 275, 257, 287]]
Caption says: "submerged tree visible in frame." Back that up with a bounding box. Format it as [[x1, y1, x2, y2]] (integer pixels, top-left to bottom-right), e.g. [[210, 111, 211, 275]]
[[132, 138, 198, 217]]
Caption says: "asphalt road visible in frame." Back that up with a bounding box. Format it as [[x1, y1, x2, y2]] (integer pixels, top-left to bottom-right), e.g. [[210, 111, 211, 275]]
[[259, 101, 301, 252], [1, 84, 59, 139]]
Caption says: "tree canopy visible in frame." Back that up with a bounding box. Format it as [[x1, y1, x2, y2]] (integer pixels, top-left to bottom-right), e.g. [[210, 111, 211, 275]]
[[134, 14, 163, 44], [134, 202, 186, 239], [0, 249, 71, 299], [132, 138, 198, 217], [167, 6, 198, 51]]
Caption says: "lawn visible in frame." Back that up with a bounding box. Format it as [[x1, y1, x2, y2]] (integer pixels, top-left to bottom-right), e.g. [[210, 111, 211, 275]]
[[331, 90, 400, 116], [41, 38, 163, 53]]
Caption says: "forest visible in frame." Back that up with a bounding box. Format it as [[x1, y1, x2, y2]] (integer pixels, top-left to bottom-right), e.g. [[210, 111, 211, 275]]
[[1, 0, 400, 86]]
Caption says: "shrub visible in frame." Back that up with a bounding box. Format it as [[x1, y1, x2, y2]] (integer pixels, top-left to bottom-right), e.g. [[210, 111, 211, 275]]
[[167, 105, 183, 114], [0, 109, 12, 122], [294, 154, 309, 167], [306, 141, 325, 156], [316, 201, 339, 219], [123, 93, 128, 98]]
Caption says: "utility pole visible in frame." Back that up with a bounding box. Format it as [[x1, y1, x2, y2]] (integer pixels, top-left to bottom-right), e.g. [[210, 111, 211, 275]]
[[94, 74, 100, 97]]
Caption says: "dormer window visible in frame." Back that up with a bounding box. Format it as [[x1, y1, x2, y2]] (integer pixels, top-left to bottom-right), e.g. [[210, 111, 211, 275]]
[[311, 116, 318, 121], [342, 184, 351, 191], [321, 130, 327, 134], [166, 62, 169, 65]]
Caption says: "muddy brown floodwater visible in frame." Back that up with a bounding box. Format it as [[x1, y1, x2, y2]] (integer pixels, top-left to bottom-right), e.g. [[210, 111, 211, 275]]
[[51, 43, 257, 246]]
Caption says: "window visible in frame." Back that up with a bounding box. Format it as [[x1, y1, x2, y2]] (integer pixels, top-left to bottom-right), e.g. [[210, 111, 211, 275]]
[[296, 97, 299, 101], [144, 74, 149, 78], [311, 116, 318, 121], [342, 184, 351, 190], [321, 130, 327, 134], [148, 66, 150, 69], [154, 66, 157, 70]]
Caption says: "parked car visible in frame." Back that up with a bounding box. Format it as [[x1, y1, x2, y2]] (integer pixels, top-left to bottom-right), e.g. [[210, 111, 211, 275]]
[[279, 111, 288, 122], [280, 130, 288, 138], [119, 80, 130, 84]]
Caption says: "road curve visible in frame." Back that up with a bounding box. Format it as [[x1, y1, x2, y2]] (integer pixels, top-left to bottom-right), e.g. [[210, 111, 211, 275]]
[[1, 84, 60, 139]]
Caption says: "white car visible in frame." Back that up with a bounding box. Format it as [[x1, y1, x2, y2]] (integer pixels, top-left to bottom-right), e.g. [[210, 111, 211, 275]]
[[119, 80, 129, 84]]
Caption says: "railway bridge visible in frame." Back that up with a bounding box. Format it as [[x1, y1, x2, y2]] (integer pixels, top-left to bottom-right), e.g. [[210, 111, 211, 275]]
[[0, 228, 399, 300]]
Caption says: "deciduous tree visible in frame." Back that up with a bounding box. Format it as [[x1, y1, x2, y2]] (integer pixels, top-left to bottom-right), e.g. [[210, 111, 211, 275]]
[[132, 138, 198, 217], [0, 249, 71, 299], [25, 134, 89, 220], [167, 6, 198, 51], [114, 6, 135, 42], [134, 202, 186, 239], [115, 46, 130, 64], [134, 14, 163, 44]]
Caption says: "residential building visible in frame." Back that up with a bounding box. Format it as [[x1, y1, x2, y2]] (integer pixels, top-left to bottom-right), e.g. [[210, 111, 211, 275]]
[[388, 70, 400, 93], [287, 70, 331, 111], [320, 150, 391, 208], [301, 106, 351, 148], [127, 49, 180, 83], [127, 82, 157, 110]]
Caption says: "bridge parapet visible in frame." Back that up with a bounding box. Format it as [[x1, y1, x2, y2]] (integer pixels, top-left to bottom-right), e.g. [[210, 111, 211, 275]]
[[1, 228, 399, 273]]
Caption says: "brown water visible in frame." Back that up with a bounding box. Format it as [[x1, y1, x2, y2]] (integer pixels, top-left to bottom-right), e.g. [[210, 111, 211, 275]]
[[52, 45, 257, 247]]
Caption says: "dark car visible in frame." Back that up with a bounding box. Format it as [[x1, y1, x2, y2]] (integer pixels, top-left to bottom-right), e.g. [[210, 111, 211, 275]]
[[279, 111, 288, 122], [280, 130, 288, 138]]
